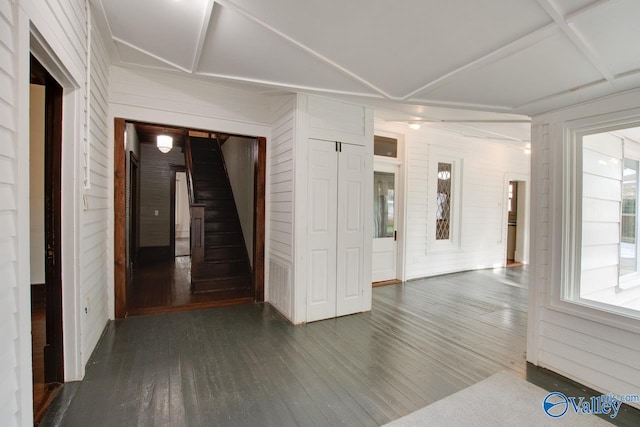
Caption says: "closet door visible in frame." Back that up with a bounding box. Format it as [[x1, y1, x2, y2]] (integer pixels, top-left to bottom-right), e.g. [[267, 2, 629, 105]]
[[307, 139, 338, 321], [336, 143, 366, 316]]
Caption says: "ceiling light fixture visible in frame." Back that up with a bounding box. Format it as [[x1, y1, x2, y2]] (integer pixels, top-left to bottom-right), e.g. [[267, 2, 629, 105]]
[[408, 122, 421, 130], [157, 134, 173, 153]]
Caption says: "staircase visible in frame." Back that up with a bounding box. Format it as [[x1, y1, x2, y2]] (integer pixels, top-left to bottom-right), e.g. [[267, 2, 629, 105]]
[[186, 136, 252, 294]]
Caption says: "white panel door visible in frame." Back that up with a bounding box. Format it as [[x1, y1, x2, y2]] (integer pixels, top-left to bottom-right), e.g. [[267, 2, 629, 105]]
[[372, 164, 398, 282], [336, 143, 366, 316], [307, 139, 338, 322]]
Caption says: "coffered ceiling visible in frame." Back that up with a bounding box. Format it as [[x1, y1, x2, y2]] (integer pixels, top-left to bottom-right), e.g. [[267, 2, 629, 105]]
[[93, 0, 640, 143]]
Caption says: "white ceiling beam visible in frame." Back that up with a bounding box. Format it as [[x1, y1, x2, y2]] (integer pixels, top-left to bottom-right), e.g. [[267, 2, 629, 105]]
[[400, 24, 558, 101], [194, 70, 387, 99], [216, 0, 393, 99], [402, 97, 516, 113], [512, 77, 607, 112], [95, 0, 121, 64], [535, 0, 615, 82], [191, 0, 216, 73], [385, 119, 531, 124]]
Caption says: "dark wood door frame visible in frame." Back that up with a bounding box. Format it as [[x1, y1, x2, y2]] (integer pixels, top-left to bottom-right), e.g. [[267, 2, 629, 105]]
[[114, 119, 267, 317], [170, 165, 187, 259], [253, 137, 266, 302], [128, 152, 139, 280], [31, 55, 64, 383], [114, 118, 127, 318]]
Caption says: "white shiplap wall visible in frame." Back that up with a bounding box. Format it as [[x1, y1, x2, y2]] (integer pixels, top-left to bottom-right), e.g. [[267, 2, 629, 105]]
[[267, 95, 295, 320], [529, 88, 640, 409], [0, 0, 113, 423], [396, 125, 530, 280], [80, 13, 111, 367], [0, 1, 23, 425]]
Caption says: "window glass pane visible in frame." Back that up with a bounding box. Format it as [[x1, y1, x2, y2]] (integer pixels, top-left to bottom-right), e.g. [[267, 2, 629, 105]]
[[621, 158, 638, 276], [436, 163, 452, 240], [374, 135, 398, 158], [373, 172, 395, 238], [577, 126, 640, 314]]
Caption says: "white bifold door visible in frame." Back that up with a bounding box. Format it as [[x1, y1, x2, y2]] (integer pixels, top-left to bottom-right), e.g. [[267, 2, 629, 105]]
[[307, 139, 366, 322]]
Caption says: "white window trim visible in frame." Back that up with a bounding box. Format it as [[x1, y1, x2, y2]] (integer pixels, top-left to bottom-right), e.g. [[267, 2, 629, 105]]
[[560, 111, 640, 324], [427, 146, 463, 253], [618, 145, 640, 290]]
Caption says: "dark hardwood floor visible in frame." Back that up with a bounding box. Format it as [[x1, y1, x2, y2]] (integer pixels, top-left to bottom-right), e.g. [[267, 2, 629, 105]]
[[31, 286, 61, 425], [40, 266, 640, 426], [127, 256, 252, 316]]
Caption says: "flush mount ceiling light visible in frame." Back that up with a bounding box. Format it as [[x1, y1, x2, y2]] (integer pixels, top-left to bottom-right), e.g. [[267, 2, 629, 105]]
[[157, 134, 173, 153], [408, 122, 421, 130]]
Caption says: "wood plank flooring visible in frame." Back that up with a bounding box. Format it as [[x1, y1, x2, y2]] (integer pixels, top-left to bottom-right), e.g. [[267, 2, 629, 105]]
[[127, 256, 252, 316], [45, 267, 531, 426]]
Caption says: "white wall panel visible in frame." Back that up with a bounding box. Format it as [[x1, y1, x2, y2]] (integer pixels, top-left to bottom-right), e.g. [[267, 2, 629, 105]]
[[390, 124, 531, 279], [266, 96, 295, 320], [221, 136, 255, 264], [79, 17, 111, 368], [530, 88, 640, 410], [0, 1, 21, 423]]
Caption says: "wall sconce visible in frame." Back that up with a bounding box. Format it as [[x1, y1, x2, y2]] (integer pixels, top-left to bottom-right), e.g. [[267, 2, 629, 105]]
[[157, 134, 173, 153]]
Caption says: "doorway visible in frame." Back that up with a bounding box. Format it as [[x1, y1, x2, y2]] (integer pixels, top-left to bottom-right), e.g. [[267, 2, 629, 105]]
[[506, 180, 522, 267], [115, 120, 266, 317], [372, 165, 399, 282], [30, 55, 64, 423], [172, 168, 190, 258]]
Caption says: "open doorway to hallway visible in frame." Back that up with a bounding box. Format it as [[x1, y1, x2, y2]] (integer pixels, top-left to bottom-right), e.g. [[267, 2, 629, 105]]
[[29, 55, 64, 424], [506, 180, 525, 267], [115, 120, 266, 317], [174, 171, 190, 257]]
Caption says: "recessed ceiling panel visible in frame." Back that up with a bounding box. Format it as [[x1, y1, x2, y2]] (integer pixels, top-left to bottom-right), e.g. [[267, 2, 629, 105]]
[[114, 41, 181, 71], [413, 30, 603, 109], [197, 5, 379, 95], [225, 0, 552, 97], [569, 0, 640, 75], [102, 0, 209, 70]]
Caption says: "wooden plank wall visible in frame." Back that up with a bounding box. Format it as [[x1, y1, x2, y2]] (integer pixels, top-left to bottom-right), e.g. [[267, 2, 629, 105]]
[[267, 96, 295, 320], [80, 11, 111, 368], [0, 1, 21, 424], [529, 89, 640, 410], [399, 127, 530, 280]]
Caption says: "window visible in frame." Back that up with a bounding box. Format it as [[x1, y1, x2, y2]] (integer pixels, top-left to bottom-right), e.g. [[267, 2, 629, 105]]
[[564, 124, 640, 317], [436, 162, 452, 240], [374, 135, 398, 158], [428, 149, 462, 252], [373, 172, 395, 238], [621, 158, 638, 277]]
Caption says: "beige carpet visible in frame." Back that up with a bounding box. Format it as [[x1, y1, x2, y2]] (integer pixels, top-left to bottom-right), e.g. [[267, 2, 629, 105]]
[[385, 371, 612, 426]]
